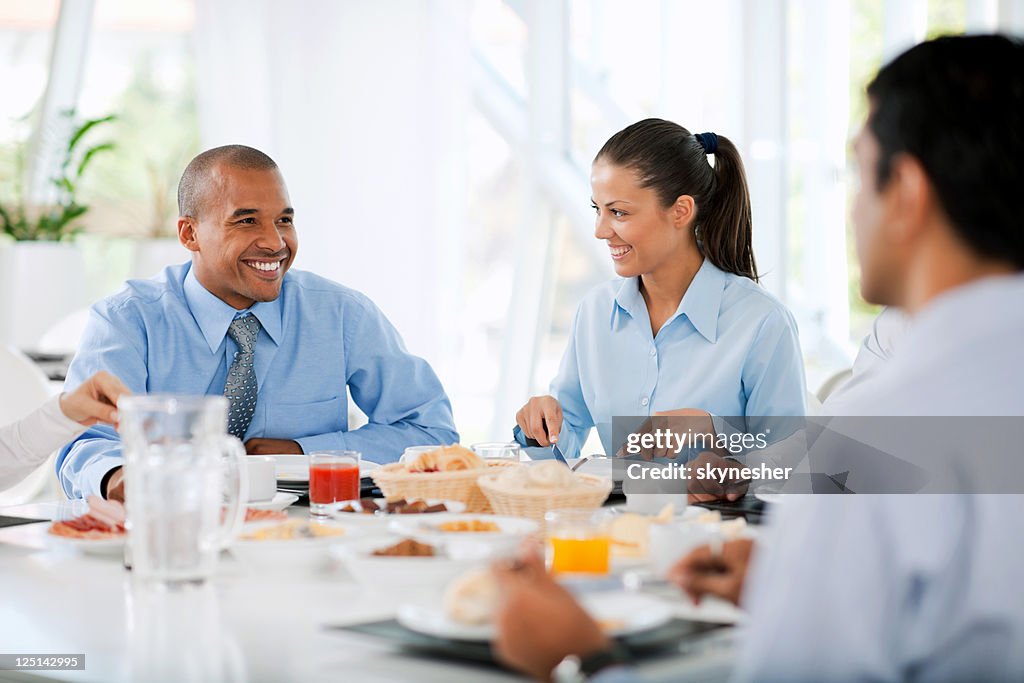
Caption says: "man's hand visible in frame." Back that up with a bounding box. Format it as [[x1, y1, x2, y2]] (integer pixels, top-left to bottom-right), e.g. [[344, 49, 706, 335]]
[[515, 396, 563, 448], [103, 467, 125, 503], [492, 545, 612, 681], [59, 371, 131, 427], [615, 409, 719, 460], [687, 451, 750, 503], [667, 538, 755, 606], [244, 438, 302, 455]]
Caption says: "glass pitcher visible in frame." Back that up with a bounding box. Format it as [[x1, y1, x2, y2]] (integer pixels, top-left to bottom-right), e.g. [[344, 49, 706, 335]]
[[119, 395, 248, 586]]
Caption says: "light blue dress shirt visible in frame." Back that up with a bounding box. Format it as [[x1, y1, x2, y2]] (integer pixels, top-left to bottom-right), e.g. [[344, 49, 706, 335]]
[[591, 275, 1024, 682], [515, 259, 807, 460], [57, 262, 458, 499]]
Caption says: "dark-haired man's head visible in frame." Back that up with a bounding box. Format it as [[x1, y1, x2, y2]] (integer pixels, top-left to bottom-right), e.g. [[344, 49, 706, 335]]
[[176, 145, 297, 310], [853, 34, 1024, 311]]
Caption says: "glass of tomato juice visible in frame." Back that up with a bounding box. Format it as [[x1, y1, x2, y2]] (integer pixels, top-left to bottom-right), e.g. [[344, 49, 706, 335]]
[[308, 450, 361, 518]]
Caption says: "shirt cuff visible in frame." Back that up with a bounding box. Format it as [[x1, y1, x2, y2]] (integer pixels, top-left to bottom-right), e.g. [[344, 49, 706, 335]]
[[47, 395, 89, 434], [513, 425, 568, 462], [79, 453, 125, 500], [295, 433, 342, 457]]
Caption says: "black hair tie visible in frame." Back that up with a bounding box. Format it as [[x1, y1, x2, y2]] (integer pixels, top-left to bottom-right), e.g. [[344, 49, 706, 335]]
[[695, 132, 718, 155]]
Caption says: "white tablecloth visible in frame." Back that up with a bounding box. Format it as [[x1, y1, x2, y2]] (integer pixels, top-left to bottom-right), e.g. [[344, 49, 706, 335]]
[[0, 502, 737, 683]]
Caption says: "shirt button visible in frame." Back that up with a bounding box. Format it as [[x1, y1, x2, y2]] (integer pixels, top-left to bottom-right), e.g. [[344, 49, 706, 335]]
[[641, 397, 649, 407], [650, 347, 657, 356]]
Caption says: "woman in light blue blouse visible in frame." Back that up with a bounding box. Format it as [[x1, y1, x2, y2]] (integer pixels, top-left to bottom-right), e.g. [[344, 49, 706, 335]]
[[514, 118, 806, 460]]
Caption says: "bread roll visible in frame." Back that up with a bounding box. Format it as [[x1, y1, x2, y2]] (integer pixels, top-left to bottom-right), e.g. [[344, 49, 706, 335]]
[[443, 568, 500, 625]]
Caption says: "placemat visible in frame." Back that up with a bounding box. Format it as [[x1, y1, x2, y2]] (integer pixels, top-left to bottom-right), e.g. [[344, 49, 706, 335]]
[[328, 617, 725, 668]]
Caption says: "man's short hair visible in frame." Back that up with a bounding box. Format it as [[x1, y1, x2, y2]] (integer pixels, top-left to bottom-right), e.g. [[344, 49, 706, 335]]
[[867, 34, 1024, 269], [177, 145, 279, 219]]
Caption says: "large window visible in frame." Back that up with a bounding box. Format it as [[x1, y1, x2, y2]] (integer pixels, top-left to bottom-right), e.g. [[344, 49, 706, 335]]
[[75, 0, 198, 239], [469, 0, 1014, 406], [5, 0, 1020, 442]]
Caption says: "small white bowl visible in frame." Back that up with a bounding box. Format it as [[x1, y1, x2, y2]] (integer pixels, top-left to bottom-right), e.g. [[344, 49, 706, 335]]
[[329, 535, 485, 589], [230, 521, 354, 573], [387, 513, 539, 561]]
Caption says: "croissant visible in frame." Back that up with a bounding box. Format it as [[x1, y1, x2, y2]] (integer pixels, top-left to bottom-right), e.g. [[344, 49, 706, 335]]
[[407, 451, 441, 473], [437, 445, 485, 471], [407, 445, 485, 473]]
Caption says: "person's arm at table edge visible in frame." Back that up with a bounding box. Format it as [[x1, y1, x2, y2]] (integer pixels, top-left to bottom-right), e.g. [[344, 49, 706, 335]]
[[57, 303, 149, 498], [0, 396, 84, 489]]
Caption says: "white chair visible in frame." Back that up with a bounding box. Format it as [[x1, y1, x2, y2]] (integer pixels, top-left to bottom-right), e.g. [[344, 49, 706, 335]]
[[0, 345, 60, 505], [37, 307, 91, 356]]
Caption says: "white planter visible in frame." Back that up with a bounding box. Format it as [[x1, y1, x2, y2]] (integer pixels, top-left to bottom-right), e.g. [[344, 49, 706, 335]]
[[131, 237, 187, 280], [0, 240, 90, 352]]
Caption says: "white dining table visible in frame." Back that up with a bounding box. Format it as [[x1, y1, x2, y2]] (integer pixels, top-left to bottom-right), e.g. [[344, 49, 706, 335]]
[[0, 501, 739, 683]]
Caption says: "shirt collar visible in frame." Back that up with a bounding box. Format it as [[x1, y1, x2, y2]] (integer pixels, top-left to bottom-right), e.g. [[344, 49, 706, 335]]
[[183, 264, 283, 352], [611, 258, 725, 342]]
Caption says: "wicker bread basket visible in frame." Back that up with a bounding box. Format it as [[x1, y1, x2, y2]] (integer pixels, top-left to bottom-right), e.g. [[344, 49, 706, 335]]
[[477, 471, 613, 524], [370, 461, 522, 513]]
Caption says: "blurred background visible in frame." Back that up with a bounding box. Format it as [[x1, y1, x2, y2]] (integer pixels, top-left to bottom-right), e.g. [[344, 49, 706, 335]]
[[1, 0, 1023, 446]]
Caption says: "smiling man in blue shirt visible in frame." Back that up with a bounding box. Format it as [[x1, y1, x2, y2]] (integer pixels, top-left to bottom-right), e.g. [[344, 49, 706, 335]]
[[58, 145, 457, 500]]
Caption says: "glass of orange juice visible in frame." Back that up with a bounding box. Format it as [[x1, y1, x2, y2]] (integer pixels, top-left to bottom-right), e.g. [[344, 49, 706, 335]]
[[545, 509, 612, 575]]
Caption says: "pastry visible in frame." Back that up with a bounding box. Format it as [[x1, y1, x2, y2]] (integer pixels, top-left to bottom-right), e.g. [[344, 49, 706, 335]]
[[407, 445, 485, 473], [443, 568, 500, 625]]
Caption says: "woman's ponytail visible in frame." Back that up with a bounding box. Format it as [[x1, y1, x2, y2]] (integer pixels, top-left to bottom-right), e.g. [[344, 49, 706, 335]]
[[697, 134, 758, 281]]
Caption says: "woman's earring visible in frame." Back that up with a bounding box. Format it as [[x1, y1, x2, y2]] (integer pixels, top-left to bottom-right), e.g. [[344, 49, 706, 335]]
[[694, 224, 704, 251]]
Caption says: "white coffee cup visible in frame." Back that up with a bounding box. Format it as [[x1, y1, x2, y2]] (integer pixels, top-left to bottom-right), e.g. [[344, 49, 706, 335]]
[[649, 521, 719, 578], [245, 456, 277, 502]]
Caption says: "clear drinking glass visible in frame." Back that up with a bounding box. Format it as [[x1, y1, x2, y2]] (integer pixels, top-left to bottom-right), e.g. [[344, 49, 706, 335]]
[[308, 450, 361, 518], [545, 508, 613, 576], [470, 442, 522, 463], [119, 395, 248, 587]]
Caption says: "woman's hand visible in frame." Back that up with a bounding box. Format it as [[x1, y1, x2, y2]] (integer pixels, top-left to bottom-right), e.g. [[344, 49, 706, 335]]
[[515, 395, 563, 447], [59, 371, 131, 427]]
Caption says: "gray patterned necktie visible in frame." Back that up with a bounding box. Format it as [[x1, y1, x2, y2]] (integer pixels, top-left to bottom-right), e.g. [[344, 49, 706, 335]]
[[224, 313, 261, 440]]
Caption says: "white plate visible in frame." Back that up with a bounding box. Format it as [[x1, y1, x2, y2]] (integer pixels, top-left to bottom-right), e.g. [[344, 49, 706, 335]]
[[388, 513, 538, 540], [231, 521, 355, 572], [271, 455, 381, 483], [397, 591, 673, 642], [246, 492, 300, 511], [330, 498, 466, 527], [389, 513, 539, 561], [47, 532, 125, 556]]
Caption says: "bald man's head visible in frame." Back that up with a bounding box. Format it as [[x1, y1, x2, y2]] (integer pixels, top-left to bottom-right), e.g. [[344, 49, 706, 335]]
[[177, 145, 279, 219]]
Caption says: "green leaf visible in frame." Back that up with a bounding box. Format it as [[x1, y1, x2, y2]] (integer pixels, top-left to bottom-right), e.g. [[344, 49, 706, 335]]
[[75, 142, 116, 179], [67, 114, 116, 155]]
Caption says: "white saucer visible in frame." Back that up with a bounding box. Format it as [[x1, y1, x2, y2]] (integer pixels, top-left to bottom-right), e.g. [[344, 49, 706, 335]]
[[246, 492, 300, 511], [48, 533, 125, 556], [272, 455, 381, 484]]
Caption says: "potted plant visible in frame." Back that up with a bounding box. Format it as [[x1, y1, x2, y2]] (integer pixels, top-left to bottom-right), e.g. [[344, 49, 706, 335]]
[[0, 110, 115, 351]]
